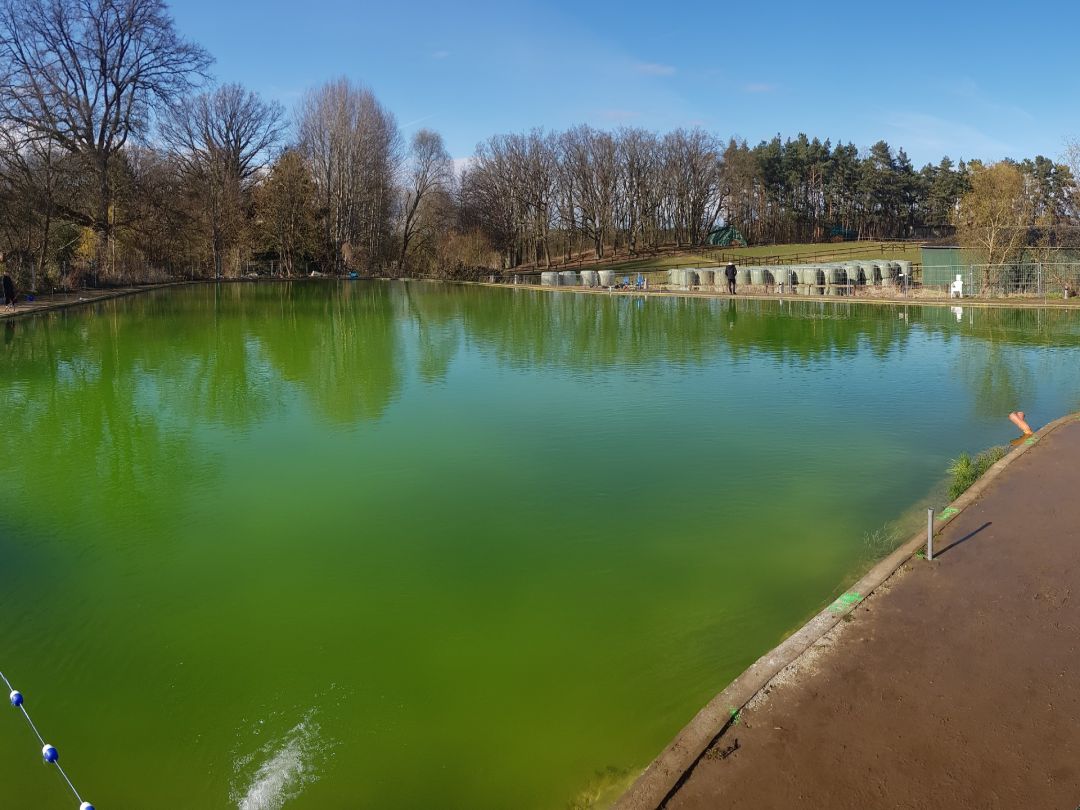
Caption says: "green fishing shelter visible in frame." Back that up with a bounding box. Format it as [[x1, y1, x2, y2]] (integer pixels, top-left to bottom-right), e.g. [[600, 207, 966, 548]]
[[707, 225, 748, 247]]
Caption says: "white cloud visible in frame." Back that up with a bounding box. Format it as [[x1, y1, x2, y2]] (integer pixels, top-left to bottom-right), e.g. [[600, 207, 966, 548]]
[[635, 62, 676, 76], [882, 111, 1015, 161]]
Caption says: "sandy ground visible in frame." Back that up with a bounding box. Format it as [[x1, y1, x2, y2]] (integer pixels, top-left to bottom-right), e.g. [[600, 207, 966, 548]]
[[665, 419, 1080, 809]]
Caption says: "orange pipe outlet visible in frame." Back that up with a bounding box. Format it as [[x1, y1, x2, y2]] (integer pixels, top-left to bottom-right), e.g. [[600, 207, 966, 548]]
[[1009, 411, 1033, 435]]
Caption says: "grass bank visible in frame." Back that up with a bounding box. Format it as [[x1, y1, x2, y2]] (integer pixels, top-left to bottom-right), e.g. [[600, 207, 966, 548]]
[[709, 240, 922, 265], [947, 446, 1008, 500]]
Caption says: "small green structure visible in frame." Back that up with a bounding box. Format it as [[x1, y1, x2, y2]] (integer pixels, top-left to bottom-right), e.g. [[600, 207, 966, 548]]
[[920, 246, 963, 286], [707, 225, 748, 247]]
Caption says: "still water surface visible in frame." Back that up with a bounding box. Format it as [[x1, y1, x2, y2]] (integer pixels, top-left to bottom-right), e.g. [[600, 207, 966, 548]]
[[1, 282, 1078, 808]]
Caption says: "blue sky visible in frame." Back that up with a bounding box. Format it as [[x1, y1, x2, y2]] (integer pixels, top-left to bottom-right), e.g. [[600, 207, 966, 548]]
[[170, 0, 1078, 167]]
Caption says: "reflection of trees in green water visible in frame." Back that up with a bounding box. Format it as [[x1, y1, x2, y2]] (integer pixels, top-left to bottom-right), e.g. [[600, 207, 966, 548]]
[[4, 285, 1079, 494], [956, 343, 1036, 418], [0, 283, 411, 529], [721, 299, 915, 360], [411, 286, 735, 369], [401, 282, 464, 385], [915, 304, 1080, 347], [0, 308, 210, 530], [407, 286, 924, 368], [143, 282, 404, 424], [904, 306, 1072, 420], [235, 282, 404, 423], [419, 288, 1080, 370]]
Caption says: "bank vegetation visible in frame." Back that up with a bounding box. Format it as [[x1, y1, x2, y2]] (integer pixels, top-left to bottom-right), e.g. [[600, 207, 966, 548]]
[[0, 0, 1077, 290]]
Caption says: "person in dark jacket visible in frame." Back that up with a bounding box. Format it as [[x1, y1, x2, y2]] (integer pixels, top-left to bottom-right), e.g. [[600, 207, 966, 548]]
[[2, 272, 15, 310], [724, 262, 737, 295]]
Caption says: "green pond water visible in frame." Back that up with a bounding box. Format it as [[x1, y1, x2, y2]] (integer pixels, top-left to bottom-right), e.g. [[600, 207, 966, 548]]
[[1, 282, 1079, 809]]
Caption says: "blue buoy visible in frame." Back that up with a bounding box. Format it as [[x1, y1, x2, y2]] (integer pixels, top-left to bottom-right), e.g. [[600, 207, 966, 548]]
[[80, 803, 95, 810], [9, 690, 22, 707], [42, 744, 58, 763]]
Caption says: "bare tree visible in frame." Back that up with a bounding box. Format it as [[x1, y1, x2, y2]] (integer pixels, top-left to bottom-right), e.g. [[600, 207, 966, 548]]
[[296, 78, 400, 273], [0, 0, 211, 276], [522, 131, 557, 267], [662, 129, 725, 246], [461, 139, 517, 267], [399, 129, 453, 272], [0, 124, 65, 288], [161, 83, 283, 276], [561, 126, 618, 260], [618, 128, 662, 255], [954, 161, 1033, 291]]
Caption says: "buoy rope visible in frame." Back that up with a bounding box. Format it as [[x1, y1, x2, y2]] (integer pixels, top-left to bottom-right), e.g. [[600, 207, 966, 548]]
[[0, 668, 95, 810]]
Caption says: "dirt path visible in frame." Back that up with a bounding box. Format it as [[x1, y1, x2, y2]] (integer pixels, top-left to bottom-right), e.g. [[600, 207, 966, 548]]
[[0, 283, 190, 321], [662, 418, 1080, 809]]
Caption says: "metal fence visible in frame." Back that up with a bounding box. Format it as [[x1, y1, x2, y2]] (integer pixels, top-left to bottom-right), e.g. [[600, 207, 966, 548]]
[[923, 262, 1080, 299]]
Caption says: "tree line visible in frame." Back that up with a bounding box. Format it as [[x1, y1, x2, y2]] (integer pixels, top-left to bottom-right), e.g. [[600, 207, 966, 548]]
[[0, 0, 1075, 291]]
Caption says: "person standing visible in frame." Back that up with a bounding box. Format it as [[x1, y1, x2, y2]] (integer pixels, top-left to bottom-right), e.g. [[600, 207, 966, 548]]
[[724, 262, 737, 295]]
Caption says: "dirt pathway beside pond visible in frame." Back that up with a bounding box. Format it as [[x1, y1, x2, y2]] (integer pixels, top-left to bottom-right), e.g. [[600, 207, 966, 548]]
[[0, 283, 191, 320], [660, 418, 1080, 809]]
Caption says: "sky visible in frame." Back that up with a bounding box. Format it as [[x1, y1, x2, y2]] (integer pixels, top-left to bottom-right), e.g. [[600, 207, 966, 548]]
[[169, 0, 1080, 168]]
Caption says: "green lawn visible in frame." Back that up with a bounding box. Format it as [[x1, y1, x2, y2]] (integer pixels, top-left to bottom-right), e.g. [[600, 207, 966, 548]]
[[587, 253, 719, 276], [709, 241, 922, 264]]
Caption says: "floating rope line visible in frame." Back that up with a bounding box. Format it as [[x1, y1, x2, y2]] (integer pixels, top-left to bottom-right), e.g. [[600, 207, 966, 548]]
[[0, 669, 95, 810]]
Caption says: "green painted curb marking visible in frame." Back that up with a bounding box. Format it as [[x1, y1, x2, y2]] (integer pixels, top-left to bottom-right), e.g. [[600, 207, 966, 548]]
[[828, 591, 863, 613], [938, 507, 959, 520]]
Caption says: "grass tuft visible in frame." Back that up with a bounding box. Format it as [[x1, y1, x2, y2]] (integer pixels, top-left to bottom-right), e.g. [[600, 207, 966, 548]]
[[947, 446, 1007, 500]]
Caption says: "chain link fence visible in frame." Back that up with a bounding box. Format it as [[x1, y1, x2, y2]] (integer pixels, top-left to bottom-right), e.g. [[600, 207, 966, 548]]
[[922, 262, 1080, 299]]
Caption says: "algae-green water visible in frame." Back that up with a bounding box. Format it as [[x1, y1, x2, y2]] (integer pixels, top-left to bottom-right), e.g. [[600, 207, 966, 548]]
[[2, 283, 1078, 809]]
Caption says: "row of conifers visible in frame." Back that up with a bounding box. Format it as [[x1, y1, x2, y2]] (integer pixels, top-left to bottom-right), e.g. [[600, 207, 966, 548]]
[[537, 260, 913, 293]]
